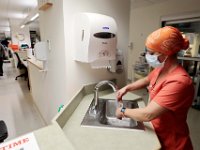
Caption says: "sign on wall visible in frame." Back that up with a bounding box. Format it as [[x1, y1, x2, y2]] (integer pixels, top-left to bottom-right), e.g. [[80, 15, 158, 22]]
[[0, 133, 40, 150]]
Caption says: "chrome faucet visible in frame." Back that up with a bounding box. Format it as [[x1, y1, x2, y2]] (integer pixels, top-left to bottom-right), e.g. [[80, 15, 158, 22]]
[[90, 80, 117, 116]]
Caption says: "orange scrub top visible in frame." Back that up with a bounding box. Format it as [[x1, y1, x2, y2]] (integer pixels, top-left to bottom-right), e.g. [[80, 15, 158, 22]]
[[148, 65, 194, 150]]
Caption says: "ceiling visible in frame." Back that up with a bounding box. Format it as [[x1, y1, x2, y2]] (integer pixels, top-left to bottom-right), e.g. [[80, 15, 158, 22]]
[[0, 0, 168, 37], [0, 0, 37, 33], [131, 0, 168, 9]]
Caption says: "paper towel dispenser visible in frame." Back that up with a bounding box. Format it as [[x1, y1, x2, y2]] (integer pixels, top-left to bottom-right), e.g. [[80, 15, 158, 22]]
[[73, 13, 117, 63]]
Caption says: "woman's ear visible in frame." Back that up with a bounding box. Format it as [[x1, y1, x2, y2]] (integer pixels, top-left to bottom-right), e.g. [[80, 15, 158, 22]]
[[158, 54, 167, 62]]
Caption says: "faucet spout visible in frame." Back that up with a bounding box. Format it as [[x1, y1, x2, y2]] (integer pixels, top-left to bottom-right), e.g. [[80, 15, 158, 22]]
[[94, 80, 117, 92], [90, 80, 117, 116]]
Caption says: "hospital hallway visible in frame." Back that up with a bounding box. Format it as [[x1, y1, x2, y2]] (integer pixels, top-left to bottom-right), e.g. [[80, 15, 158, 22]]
[[0, 62, 46, 141]]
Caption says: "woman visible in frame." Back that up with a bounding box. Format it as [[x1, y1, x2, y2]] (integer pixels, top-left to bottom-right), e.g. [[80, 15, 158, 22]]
[[116, 26, 194, 150]]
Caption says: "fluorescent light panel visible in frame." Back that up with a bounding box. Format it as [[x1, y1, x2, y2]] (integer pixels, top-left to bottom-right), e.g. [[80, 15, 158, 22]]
[[165, 18, 200, 25], [30, 13, 39, 21], [20, 25, 25, 29]]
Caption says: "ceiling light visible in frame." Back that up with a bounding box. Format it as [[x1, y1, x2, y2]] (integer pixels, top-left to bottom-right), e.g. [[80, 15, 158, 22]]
[[20, 25, 25, 29], [30, 13, 39, 21]]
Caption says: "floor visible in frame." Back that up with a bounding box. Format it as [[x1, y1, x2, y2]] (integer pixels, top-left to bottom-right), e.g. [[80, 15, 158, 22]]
[[0, 62, 46, 141], [133, 89, 200, 150]]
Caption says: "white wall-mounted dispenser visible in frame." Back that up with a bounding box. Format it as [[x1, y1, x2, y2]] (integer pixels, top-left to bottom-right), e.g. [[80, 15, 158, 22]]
[[73, 12, 117, 68], [26, 48, 33, 58], [34, 41, 48, 61], [34, 41, 48, 70]]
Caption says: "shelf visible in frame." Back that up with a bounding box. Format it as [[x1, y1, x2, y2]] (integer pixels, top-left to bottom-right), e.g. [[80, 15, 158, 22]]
[[39, 2, 53, 11]]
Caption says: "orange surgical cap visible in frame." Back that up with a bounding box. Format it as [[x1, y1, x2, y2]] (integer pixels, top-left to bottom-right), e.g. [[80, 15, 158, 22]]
[[145, 26, 189, 56]]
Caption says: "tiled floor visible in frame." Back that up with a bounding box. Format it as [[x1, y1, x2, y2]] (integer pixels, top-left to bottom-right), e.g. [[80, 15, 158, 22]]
[[133, 89, 200, 150], [0, 62, 46, 141]]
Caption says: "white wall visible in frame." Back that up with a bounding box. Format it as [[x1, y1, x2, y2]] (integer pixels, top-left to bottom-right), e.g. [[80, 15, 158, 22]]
[[30, 0, 67, 124], [128, 0, 200, 80], [63, 0, 130, 102], [31, 0, 130, 123]]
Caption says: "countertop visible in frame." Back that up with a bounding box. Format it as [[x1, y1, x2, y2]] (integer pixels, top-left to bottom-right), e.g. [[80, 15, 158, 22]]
[[58, 91, 161, 150], [27, 58, 43, 70], [0, 83, 161, 150]]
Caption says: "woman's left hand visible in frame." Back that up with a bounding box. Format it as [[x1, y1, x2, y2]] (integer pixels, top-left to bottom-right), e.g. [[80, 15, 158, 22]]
[[116, 107, 123, 119]]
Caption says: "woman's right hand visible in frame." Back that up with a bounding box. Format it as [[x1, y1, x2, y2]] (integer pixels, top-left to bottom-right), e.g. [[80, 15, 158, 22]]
[[117, 86, 128, 101]]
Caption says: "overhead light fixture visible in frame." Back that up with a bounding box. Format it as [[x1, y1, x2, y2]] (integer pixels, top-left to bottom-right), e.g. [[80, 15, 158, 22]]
[[19, 8, 39, 29], [20, 25, 25, 29], [30, 13, 39, 21]]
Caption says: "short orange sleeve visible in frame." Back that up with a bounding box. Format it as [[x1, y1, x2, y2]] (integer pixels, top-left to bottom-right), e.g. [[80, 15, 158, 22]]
[[153, 75, 194, 111]]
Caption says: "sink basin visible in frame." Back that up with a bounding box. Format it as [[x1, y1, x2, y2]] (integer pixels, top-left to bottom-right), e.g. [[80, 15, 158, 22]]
[[81, 99, 145, 130]]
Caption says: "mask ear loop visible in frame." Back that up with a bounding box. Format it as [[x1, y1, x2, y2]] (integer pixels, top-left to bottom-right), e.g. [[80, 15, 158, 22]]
[[158, 54, 168, 63], [163, 56, 168, 63]]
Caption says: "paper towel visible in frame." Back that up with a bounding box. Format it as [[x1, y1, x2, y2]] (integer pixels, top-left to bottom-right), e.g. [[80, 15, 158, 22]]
[[90, 59, 111, 69]]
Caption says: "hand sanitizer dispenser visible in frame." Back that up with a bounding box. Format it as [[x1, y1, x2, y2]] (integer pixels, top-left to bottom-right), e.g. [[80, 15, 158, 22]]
[[34, 41, 48, 70], [34, 41, 48, 61], [73, 13, 117, 67]]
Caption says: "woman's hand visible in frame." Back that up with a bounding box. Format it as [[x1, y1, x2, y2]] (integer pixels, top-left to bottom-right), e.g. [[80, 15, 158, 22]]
[[116, 107, 123, 119], [116, 77, 150, 101], [117, 86, 127, 101]]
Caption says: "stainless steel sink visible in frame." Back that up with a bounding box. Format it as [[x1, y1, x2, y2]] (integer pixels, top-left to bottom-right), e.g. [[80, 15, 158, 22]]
[[81, 99, 145, 130]]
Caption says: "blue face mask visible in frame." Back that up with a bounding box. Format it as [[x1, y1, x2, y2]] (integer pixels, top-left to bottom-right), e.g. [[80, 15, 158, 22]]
[[145, 53, 167, 68]]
